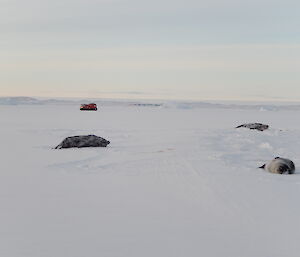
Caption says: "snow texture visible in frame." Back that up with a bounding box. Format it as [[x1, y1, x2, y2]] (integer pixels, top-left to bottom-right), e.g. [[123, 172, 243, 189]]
[[1, 103, 300, 257]]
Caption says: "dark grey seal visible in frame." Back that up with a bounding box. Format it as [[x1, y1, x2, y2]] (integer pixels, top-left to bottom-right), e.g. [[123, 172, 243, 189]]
[[236, 123, 269, 131], [259, 157, 295, 174], [55, 135, 110, 149]]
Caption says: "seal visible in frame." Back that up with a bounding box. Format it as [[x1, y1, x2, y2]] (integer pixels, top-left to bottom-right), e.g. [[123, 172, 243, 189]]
[[236, 123, 269, 131], [259, 157, 295, 174], [55, 135, 110, 149]]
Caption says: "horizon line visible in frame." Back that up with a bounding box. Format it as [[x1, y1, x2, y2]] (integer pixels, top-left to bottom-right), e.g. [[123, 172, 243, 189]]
[[1, 94, 300, 104]]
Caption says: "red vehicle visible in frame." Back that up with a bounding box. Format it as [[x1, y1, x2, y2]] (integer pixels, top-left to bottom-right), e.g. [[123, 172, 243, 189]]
[[80, 103, 98, 111]]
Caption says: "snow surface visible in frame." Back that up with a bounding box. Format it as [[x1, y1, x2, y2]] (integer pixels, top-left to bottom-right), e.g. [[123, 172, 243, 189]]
[[1, 102, 300, 257]]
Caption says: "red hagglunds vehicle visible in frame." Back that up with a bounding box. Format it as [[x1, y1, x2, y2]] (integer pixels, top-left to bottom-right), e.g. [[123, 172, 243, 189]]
[[80, 103, 98, 111]]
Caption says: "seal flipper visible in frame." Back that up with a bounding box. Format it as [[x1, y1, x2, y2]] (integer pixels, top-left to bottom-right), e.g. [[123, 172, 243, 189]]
[[259, 164, 266, 169]]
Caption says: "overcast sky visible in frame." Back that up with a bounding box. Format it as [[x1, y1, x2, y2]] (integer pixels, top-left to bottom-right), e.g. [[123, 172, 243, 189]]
[[1, 0, 299, 101]]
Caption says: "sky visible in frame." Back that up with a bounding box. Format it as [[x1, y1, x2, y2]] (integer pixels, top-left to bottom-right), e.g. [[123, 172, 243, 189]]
[[0, 0, 299, 101]]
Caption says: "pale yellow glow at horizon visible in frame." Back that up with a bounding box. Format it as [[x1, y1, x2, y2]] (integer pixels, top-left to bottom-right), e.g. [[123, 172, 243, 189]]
[[1, 44, 299, 101]]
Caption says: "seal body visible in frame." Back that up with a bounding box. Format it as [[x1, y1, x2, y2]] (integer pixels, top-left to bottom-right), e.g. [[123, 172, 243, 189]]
[[260, 157, 295, 174], [55, 135, 110, 149], [236, 123, 269, 131]]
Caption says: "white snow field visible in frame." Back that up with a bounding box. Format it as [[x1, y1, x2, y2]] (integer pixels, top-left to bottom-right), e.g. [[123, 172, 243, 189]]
[[1, 101, 300, 257]]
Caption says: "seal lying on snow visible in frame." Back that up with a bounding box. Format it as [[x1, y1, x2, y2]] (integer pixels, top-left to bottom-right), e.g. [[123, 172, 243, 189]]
[[236, 123, 269, 131], [259, 157, 295, 174], [55, 135, 110, 149]]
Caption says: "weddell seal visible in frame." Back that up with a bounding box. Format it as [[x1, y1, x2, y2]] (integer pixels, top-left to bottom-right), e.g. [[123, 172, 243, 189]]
[[259, 157, 295, 174], [55, 135, 110, 149], [236, 123, 269, 131]]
